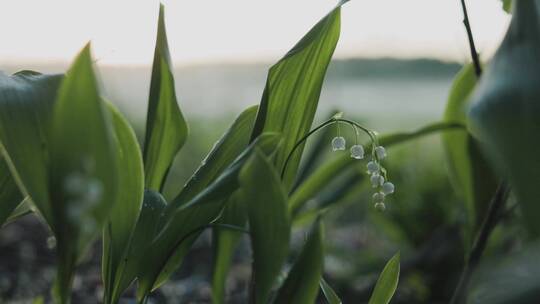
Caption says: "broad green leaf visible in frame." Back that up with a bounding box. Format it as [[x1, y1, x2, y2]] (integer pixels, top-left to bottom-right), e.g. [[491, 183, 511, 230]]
[[290, 121, 464, 215], [293, 171, 363, 228], [49, 44, 119, 303], [468, 0, 540, 235], [172, 105, 258, 207], [320, 278, 342, 304], [0, 154, 23, 227], [3, 198, 33, 227], [143, 4, 188, 191], [0, 70, 62, 227], [274, 219, 324, 304], [239, 148, 290, 303], [211, 194, 246, 304], [102, 103, 144, 304], [442, 64, 498, 246], [468, 242, 540, 303], [135, 133, 282, 300], [157, 105, 258, 291], [250, 4, 342, 189], [368, 252, 400, 304], [115, 190, 167, 296]]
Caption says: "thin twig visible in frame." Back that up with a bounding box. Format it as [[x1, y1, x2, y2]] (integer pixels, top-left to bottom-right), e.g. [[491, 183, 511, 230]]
[[449, 183, 509, 304], [460, 0, 482, 77]]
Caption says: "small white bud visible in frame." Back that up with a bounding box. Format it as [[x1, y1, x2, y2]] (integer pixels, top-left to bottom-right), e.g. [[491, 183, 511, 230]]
[[47, 236, 56, 249], [372, 192, 385, 203], [370, 174, 384, 188], [85, 179, 103, 205], [382, 182, 395, 195], [375, 146, 387, 160], [331, 137, 346, 151], [367, 161, 379, 174], [63, 173, 86, 196], [374, 202, 386, 212], [350, 144, 365, 159]]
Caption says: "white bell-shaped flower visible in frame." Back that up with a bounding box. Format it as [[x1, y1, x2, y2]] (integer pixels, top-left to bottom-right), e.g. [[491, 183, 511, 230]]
[[372, 192, 385, 203], [367, 161, 379, 174], [331, 136, 346, 151], [375, 146, 387, 160], [374, 202, 386, 212], [350, 144, 365, 159], [370, 174, 384, 188], [382, 182, 395, 195]]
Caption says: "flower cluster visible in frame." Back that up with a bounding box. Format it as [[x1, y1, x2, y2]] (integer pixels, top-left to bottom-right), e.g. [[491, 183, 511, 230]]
[[281, 115, 396, 212], [331, 121, 395, 211], [366, 146, 394, 211]]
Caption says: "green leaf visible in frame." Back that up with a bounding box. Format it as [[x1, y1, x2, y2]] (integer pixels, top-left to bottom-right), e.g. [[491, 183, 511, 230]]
[[49, 44, 119, 303], [157, 105, 258, 291], [143, 4, 188, 191], [320, 278, 342, 304], [468, 0, 540, 236], [0, 70, 62, 227], [468, 242, 540, 303], [172, 105, 258, 207], [293, 111, 337, 191], [502, 0, 513, 13], [211, 193, 246, 304], [115, 190, 167, 296], [290, 121, 464, 215], [250, 4, 342, 189], [239, 148, 290, 303], [3, 198, 33, 227], [102, 102, 144, 304], [442, 64, 498, 246], [368, 252, 400, 304], [135, 133, 282, 300], [274, 219, 324, 304], [0, 154, 23, 227]]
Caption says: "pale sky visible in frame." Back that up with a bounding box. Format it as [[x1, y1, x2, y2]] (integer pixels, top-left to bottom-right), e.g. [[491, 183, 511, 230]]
[[0, 0, 510, 66]]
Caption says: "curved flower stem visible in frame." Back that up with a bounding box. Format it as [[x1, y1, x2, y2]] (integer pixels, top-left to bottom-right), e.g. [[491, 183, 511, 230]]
[[280, 118, 375, 179], [449, 182, 509, 304], [460, 0, 482, 77]]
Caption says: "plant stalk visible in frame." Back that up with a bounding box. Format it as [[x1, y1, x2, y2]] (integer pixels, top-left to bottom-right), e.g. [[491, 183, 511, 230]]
[[460, 0, 482, 77], [449, 182, 509, 304]]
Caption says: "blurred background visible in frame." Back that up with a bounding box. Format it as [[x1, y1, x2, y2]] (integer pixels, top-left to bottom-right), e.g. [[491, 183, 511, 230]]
[[0, 0, 520, 303]]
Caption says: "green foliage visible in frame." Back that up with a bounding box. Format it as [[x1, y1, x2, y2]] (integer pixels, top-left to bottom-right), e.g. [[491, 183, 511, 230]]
[[115, 190, 166, 296], [239, 149, 290, 303], [143, 4, 188, 192], [135, 133, 282, 300], [274, 219, 324, 303], [468, 242, 540, 303], [442, 64, 498, 246], [320, 278, 343, 304], [211, 194, 246, 304], [49, 44, 120, 303], [4, 0, 537, 303], [368, 252, 400, 304], [250, 4, 342, 190], [468, 0, 540, 236], [0, 155, 23, 227], [102, 102, 144, 303], [502, 0, 513, 13], [0, 70, 62, 226], [159, 106, 258, 291], [290, 121, 464, 216]]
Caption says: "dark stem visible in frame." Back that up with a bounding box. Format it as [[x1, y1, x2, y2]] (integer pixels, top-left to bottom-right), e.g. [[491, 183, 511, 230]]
[[449, 182, 509, 304], [460, 0, 482, 77]]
